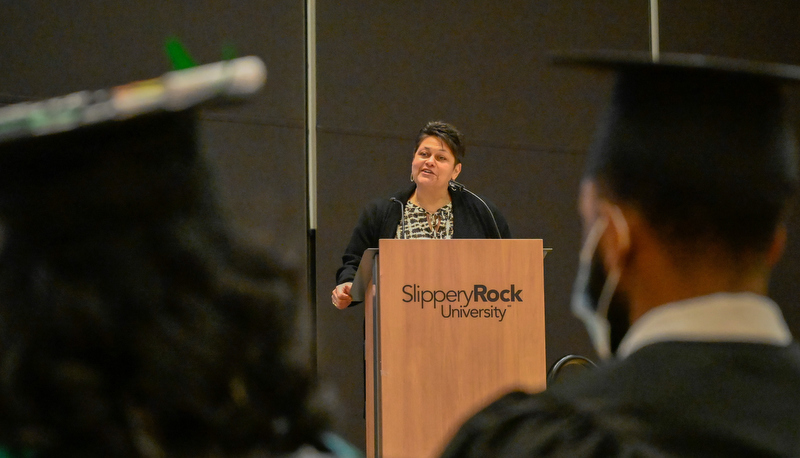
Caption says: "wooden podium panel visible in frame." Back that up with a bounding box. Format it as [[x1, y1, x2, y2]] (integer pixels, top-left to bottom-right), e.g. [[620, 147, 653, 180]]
[[365, 239, 546, 458]]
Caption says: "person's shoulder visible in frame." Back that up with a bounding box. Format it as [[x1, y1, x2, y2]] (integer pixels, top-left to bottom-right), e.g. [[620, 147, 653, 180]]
[[441, 388, 639, 457], [442, 358, 663, 457], [449, 185, 512, 237]]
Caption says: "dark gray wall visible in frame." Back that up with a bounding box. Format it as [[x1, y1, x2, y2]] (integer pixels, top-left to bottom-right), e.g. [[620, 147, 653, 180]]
[[315, 0, 800, 447], [4, 0, 800, 452]]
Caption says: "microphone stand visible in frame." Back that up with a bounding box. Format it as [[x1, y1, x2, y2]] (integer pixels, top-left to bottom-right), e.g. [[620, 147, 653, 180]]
[[449, 180, 502, 239]]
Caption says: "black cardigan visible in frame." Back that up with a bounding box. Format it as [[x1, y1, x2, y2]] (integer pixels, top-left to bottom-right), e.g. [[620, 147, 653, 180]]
[[335, 184, 512, 286]]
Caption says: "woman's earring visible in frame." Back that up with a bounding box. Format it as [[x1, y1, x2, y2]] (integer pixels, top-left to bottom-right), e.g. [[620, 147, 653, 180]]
[[410, 173, 414, 183]]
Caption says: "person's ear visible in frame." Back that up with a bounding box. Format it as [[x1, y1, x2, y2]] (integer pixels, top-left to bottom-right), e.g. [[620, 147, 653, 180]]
[[451, 163, 462, 181], [766, 223, 788, 267], [598, 202, 631, 273]]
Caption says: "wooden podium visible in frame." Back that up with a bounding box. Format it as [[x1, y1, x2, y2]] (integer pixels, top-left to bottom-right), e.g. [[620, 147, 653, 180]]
[[361, 239, 547, 458]]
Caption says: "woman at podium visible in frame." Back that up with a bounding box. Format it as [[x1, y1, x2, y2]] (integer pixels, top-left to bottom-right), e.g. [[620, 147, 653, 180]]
[[331, 121, 511, 309]]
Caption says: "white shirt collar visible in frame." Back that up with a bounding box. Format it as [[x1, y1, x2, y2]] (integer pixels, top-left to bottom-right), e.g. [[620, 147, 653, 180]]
[[616, 292, 793, 359]]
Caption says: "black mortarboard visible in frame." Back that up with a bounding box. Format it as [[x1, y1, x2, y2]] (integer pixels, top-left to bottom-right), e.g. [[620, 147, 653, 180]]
[[554, 50, 800, 248], [0, 57, 266, 235]]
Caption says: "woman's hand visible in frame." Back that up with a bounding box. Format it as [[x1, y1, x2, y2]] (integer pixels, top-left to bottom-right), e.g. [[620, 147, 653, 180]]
[[332, 282, 353, 309]]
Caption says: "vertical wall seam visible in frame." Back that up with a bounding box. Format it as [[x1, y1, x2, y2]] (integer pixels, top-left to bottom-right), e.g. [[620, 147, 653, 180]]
[[650, 0, 660, 61], [305, 0, 318, 373], [306, 0, 318, 230]]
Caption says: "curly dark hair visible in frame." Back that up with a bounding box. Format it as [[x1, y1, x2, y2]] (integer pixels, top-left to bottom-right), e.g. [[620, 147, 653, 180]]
[[0, 111, 327, 457]]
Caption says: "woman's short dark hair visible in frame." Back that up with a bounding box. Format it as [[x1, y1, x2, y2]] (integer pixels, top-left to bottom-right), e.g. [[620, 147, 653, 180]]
[[416, 121, 466, 164]]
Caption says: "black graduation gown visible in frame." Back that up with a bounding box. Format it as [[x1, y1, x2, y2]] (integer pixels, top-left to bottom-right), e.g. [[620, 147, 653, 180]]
[[441, 341, 800, 457]]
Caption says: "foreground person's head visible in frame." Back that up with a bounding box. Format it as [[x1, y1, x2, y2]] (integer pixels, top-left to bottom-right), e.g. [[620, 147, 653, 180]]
[[563, 53, 799, 358], [0, 58, 330, 457]]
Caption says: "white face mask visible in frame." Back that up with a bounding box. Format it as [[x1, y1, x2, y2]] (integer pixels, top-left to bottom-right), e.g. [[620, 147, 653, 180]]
[[570, 215, 624, 360]]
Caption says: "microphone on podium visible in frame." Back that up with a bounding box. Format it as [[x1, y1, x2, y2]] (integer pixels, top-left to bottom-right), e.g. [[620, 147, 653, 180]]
[[389, 197, 406, 238]]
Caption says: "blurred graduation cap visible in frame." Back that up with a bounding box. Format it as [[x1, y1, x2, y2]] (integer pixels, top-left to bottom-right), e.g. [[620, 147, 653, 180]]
[[553, 50, 800, 81], [552, 50, 800, 232], [0, 56, 266, 233]]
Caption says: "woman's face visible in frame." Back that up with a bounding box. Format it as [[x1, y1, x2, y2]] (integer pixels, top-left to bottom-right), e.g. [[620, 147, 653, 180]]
[[411, 135, 461, 191]]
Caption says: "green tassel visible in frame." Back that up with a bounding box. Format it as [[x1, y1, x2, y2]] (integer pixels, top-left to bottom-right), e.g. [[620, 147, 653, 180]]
[[164, 37, 197, 70]]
